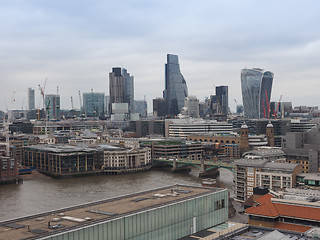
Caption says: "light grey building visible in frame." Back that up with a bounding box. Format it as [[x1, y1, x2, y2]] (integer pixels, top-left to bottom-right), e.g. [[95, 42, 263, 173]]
[[28, 88, 35, 110], [163, 54, 188, 116], [241, 68, 273, 119]]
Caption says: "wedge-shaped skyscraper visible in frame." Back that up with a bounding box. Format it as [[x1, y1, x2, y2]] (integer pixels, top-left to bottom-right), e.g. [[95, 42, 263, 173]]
[[163, 54, 188, 116], [241, 68, 273, 119]]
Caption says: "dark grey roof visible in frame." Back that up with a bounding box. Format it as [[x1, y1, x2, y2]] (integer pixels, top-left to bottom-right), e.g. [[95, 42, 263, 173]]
[[234, 159, 268, 167], [262, 162, 299, 171]]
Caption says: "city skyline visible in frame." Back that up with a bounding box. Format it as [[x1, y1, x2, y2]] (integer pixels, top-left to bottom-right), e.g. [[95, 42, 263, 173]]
[[1, 1, 320, 112]]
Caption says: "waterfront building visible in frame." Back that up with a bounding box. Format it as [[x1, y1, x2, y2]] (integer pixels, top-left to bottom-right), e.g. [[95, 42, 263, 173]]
[[83, 92, 105, 118], [163, 54, 188, 116], [103, 147, 151, 170], [241, 68, 273, 119], [0, 156, 19, 184], [216, 86, 228, 116], [28, 87, 35, 110], [151, 140, 204, 160], [44, 94, 60, 120], [0, 185, 228, 240], [23, 144, 104, 177], [235, 158, 302, 202]]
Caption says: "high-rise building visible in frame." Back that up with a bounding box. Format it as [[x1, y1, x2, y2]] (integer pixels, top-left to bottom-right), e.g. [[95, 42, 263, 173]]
[[181, 96, 200, 118], [28, 88, 35, 110], [109, 67, 134, 114], [241, 68, 273, 119], [216, 86, 228, 116], [134, 100, 147, 118], [45, 94, 60, 120], [163, 54, 188, 116], [83, 92, 105, 118], [122, 68, 134, 113], [153, 98, 166, 117]]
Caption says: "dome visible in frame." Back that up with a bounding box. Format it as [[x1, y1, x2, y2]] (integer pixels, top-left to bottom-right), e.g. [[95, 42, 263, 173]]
[[267, 121, 274, 128], [241, 122, 248, 129]]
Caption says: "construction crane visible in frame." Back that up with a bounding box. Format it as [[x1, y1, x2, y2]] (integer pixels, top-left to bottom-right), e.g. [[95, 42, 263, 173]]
[[38, 78, 47, 120], [5, 92, 15, 156], [273, 95, 283, 119]]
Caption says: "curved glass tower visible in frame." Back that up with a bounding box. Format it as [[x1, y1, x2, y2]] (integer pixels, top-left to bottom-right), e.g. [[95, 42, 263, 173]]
[[163, 54, 188, 116], [241, 68, 273, 119]]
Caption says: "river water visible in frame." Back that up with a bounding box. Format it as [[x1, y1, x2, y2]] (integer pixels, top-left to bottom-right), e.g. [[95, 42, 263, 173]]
[[0, 168, 234, 222]]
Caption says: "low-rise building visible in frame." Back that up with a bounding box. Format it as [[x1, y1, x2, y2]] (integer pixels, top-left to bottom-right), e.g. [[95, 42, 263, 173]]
[[246, 193, 320, 232], [103, 146, 151, 170], [235, 159, 302, 202]]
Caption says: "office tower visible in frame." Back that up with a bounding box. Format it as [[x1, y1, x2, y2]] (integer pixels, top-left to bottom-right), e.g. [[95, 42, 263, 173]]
[[216, 86, 228, 116], [28, 88, 35, 110], [109, 67, 134, 114], [163, 54, 188, 116], [134, 100, 147, 118], [153, 98, 166, 117], [83, 92, 105, 118], [45, 94, 60, 120], [182, 96, 200, 118], [241, 68, 273, 119], [122, 68, 134, 113]]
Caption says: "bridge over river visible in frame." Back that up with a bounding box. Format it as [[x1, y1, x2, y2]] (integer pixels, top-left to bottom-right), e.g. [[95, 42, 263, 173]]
[[153, 158, 235, 177]]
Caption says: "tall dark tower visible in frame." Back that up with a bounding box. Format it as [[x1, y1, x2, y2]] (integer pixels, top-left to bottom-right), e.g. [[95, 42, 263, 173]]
[[216, 86, 228, 116], [163, 54, 188, 116], [109, 67, 134, 114]]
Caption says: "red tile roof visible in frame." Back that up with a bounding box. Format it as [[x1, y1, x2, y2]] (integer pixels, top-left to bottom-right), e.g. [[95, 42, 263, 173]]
[[255, 193, 273, 205], [246, 199, 320, 221], [274, 222, 312, 233]]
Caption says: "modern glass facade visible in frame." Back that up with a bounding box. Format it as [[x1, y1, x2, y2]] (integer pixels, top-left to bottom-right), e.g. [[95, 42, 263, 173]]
[[163, 54, 188, 116], [40, 188, 228, 240], [83, 92, 105, 118], [216, 86, 228, 116], [241, 68, 273, 119], [44, 94, 60, 120]]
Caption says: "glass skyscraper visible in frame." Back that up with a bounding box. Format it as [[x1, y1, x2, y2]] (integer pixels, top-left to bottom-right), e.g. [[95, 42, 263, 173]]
[[241, 68, 273, 119], [216, 86, 228, 116], [83, 92, 105, 118], [163, 54, 188, 116], [45, 94, 60, 120]]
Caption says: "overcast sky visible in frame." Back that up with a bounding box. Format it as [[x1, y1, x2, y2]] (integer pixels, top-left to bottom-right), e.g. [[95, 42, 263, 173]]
[[1, 0, 320, 112]]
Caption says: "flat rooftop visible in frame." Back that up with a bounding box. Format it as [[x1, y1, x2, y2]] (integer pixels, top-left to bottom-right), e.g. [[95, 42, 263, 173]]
[[0, 185, 222, 240]]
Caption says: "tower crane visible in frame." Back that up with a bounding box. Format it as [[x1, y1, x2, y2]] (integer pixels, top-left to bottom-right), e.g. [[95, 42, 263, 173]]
[[38, 78, 47, 120], [5, 92, 15, 157]]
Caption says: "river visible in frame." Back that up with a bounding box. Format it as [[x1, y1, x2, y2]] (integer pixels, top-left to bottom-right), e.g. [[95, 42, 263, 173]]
[[0, 168, 234, 222]]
